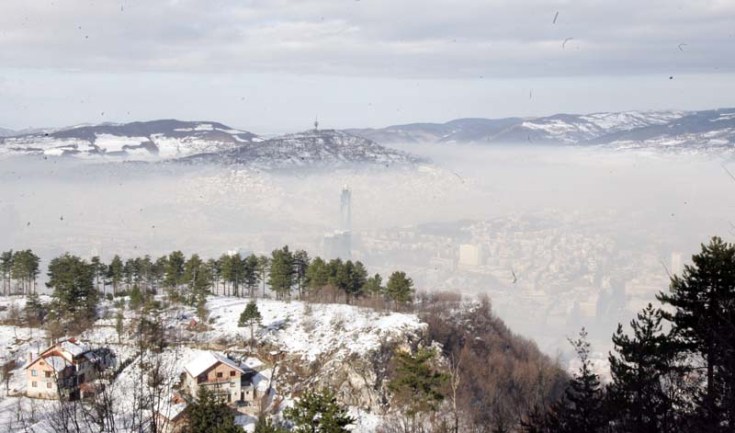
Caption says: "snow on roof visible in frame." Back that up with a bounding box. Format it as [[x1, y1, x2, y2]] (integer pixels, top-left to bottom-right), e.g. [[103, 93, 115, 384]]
[[58, 339, 89, 357], [160, 401, 189, 421], [45, 355, 70, 372], [242, 357, 264, 371], [183, 351, 247, 378]]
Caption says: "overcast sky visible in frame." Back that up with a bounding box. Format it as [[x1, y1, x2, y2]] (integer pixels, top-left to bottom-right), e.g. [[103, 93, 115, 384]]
[[1, 0, 734, 132]]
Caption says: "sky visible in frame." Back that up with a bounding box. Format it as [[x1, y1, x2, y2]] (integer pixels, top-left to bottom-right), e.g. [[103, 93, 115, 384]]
[[0, 0, 734, 133]]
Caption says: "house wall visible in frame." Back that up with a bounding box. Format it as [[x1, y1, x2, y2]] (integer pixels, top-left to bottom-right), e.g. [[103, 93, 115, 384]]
[[26, 359, 60, 399], [184, 362, 243, 404], [26, 347, 113, 400]]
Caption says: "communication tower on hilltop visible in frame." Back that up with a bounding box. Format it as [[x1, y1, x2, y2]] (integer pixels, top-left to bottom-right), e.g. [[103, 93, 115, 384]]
[[314, 116, 319, 131]]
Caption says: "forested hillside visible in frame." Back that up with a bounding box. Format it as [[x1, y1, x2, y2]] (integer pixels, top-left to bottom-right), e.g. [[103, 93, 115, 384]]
[[0, 245, 565, 433]]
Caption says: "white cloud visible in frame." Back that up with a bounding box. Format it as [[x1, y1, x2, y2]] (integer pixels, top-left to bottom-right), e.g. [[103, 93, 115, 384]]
[[0, 0, 732, 78]]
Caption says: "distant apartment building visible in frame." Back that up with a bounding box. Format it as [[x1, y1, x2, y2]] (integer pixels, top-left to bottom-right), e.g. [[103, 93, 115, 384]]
[[24, 338, 114, 400], [458, 244, 484, 269], [323, 230, 352, 260]]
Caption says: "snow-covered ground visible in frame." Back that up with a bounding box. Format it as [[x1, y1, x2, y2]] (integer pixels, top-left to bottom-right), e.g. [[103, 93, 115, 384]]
[[204, 297, 424, 362], [0, 295, 425, 433]]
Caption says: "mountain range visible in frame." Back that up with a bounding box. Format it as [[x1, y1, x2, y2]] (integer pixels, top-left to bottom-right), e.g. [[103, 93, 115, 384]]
[[347, 108, 735, 151], [0, 127, 16, 137], [1, 107, 734, 167], [0, 119, 258, 160], [0, 119, 419, 168]]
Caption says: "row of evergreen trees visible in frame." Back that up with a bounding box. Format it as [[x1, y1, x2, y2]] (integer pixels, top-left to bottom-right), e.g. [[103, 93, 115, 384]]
[[15, 246, 414, 332], [524, 236, 735, 433], [44, 246, 414, 307], [0, 249, 41, 295]]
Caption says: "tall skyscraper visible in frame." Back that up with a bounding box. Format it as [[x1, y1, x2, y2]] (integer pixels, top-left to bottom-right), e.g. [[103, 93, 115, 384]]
[[324, 187, 353, 260], [340, 186, 351, 232]]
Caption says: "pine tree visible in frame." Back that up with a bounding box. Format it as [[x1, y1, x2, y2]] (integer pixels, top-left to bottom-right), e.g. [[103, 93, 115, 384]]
[[108, 255, 124, 297], [138, 255, 154, 291], [129, 284, 144, 310], [327, 259, 348, 297], [257, 255, 270, 297], [0, 250, 12, 295], [123, 258, 137, 291], [363, 273, 383, 298], [208, 258, 221, 296], [184, 254, 212, 306], [47, 253, 98, 323], [346, 261, 368, 302], [228, 253, 244, 297], [284, 388, 354, 433], [388, 347, 448, 420], [186, 387, 244, 433], [306, 257, 330, 295], [152, 255, 168, 291], [10, 250, 40, 294], [238, 300, 262, 342], [219, 253, 234, 296], [293, 249, 310, 299], [657, 237, 735, 432], [269, 247, 294, 300], [243, 254, 260, 298], [90, 256, 104, 293], [547, 329, 606, 433], [386, 271, 414, 305], [164, 251, 186, 290], [24, 291, 45, 326], [607, 304, 683, 433]]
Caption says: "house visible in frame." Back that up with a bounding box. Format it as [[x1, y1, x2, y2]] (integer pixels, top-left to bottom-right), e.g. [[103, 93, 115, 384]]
[[24, 338, 114, 400], [155, 393, 190, 433], [181, 351, 258, 406]]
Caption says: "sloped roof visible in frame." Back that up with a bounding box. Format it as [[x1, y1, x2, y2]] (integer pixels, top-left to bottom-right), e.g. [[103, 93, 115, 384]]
[[183, 351, 247, 378], [58, 339, 89, 357], [157, 400, 189, 422], [44, 355, 70, 372], [26, 339, 101, 370]]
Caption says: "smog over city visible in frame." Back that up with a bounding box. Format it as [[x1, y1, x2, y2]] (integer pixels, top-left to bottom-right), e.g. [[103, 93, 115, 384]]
[[1, 1, 735, 433]]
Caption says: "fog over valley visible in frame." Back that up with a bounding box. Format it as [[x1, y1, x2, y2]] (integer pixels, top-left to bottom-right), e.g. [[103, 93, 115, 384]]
[[2, 139, 732, 359]]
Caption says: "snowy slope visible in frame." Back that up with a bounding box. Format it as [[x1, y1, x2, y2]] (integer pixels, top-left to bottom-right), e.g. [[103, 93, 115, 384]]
[[180, 129, 423, 169], [203, 297, 425, 362], [347, 108, 735, 152], [0, 120, 258, 160], [0, 295, 426, 433], [0, 127, 16, 137]]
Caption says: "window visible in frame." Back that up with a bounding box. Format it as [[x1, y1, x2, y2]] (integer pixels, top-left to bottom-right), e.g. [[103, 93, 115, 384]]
[[45, 371, 52, 378], [216, 372, 223, 378], [197, 374, 207, 384], [230, 371, 236, 377], [31, 370, 37, 377], [32, 381, 37, 388], [47, 382, 52, 388]]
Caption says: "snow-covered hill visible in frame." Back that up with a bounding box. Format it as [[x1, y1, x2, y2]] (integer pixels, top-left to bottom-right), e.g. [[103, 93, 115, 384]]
[[0, 295, 427, 433], [0, 120, 258, 160], [0, 127, 15, 137], [180, 129, 423, 169], [348, 108, 735, 152]]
